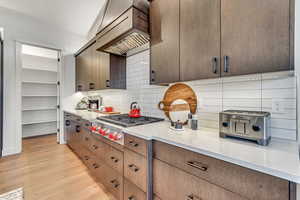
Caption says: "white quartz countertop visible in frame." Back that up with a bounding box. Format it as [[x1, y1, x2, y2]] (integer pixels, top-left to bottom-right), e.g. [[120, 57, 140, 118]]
[[64, 109, 300, 183]]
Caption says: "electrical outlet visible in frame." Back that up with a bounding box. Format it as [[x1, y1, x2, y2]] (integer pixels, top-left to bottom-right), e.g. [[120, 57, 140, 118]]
[[272, 100, 285, 113]]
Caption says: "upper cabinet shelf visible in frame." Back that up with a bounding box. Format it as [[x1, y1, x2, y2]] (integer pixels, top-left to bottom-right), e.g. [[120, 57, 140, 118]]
[[149, 0, 294, 85]]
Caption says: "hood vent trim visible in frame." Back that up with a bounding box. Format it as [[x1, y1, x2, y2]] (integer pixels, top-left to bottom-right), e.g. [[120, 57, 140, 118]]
[[103, 32, 149, 55], [95, 0, 149, 56]]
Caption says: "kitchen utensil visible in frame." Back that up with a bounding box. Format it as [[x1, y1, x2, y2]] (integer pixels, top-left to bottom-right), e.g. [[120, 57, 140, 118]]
[[169, 99, 190, 124], [158, 83, 197, 120], [105, 107, 114, 112], [129, 102, 141, 118]]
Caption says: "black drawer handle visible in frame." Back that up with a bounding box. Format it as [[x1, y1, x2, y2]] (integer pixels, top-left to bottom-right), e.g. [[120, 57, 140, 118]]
[[187, 161, 208, 172], [187, 194, 201, 200], [92, 163, 99, 169], [84, 156, 89, 161], [92, 145, 98, 150], [128, 140, 139, 147], [110, 156, 119, 163], [106, 80, 110, 88], [151, 70, 155, 83], [89, 83, 95, 90], [128, 164, 139, 172], [76, 125, 80, 133], [110, 179, 119, 188], [128, 196, 136, 200], [77, 85, 82, 91], [65, 120, 70, 126]]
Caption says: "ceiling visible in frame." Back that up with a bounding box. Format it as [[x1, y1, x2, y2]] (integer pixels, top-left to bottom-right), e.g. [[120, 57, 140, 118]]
[[0, 0, 106, 36]]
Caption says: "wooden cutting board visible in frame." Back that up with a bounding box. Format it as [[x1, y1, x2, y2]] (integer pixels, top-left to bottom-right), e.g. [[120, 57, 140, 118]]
[[158, 83, 197, 119]]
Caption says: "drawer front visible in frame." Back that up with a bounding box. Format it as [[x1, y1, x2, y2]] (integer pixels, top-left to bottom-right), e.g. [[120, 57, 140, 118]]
[[124, 179, 146, 200], [103, 145, 124, 174], [153, 141, 290, 200], [88, 135, 108, 157], [81, 129, 93, 150], [124, 149, 147, 192], [94, 163, 124, 200], [124, 134, 148, 156], [153, 159, 245, 200]]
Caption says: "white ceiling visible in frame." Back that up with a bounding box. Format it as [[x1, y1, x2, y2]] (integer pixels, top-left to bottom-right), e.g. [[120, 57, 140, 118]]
[[0, 0, 106, 36]]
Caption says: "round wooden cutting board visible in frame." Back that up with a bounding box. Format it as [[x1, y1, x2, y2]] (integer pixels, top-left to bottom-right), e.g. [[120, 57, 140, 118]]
[[158, 83, 197, 119]]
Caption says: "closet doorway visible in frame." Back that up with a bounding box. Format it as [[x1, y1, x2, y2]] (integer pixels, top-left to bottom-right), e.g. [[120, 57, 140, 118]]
[[19, 44, 61, 143]]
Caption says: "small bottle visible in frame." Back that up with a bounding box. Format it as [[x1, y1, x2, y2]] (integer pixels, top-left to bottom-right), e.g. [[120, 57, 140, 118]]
[[191, 114, 198, 130], [187, 113, 192, 128]]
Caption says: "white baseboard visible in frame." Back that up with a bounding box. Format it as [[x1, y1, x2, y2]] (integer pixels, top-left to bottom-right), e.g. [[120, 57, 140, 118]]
[[2, 147, 21, 157]]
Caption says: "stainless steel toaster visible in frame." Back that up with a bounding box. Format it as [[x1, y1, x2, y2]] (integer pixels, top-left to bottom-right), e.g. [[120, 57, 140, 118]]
[[219, 110, 271, 146]]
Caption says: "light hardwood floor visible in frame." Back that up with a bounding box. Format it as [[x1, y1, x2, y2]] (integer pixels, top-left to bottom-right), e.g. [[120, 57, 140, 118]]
[[0, 135, 115, 200]]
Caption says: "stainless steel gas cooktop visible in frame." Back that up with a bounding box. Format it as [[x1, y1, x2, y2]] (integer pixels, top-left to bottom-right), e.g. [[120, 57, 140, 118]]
[[97, 114, 164, 127]]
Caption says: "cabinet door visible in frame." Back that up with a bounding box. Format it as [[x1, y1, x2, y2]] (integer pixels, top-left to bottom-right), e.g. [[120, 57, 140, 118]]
[[180, 0, 221, 81], [110, 55, 126, 89], [94, 51, 110, 89], [76, 48, 92, 91], [221, 0, 291, 76], [150, 0, 180, 84]]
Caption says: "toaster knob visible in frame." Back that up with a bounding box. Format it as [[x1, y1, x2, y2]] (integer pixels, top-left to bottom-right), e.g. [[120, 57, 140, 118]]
[[222, 122, 229, 127], [252, 125, 261, 132]]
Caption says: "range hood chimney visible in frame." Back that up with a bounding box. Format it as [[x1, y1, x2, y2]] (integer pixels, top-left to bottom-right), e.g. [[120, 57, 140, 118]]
[[95, 0, 150, 56]]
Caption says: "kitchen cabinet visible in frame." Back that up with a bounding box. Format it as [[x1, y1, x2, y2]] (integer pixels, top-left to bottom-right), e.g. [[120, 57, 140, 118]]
[[150, 0, 180, 84], [75, 43, 126, 92], [153, 141, 293, 200], [221, 0, 292, 76], [76, 46, 92, 91], [180, 0, 221, 81], [149, 0, 294, 84]]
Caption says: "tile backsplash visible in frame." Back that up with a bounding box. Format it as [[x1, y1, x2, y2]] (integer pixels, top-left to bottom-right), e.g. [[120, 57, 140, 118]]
[[68, 50, 297, 141]]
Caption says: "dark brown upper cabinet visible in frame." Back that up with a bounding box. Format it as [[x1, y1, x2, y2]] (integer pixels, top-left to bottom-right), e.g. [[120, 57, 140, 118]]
[[149, 0, 294, 84], [75, 43, 126, 92], [150, 0, 180, 85], [180, 0, 221, 81], [221, 0, 292, 76], [76, 46, 92, 91]]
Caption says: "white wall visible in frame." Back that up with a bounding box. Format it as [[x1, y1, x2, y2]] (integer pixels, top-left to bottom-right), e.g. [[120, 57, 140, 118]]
[[295, 0, 300, 197], [0, 7, 86, 156]]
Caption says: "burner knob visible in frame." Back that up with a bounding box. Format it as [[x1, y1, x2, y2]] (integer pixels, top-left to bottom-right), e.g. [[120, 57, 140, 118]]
[[114, 133, 123, 141], [252, 125, 261, 132], [222, 122, 229, 128]]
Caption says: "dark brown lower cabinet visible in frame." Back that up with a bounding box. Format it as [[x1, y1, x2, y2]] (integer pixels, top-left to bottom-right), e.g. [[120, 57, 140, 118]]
[[153, 159, 246, 200], [124, 179, 147, 200], [153, 141, 294, 200]]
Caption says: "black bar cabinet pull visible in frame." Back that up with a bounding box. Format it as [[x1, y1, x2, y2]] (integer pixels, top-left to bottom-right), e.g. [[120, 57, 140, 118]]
[[224, 55, 229, 73], [212, 57, 218, 74]]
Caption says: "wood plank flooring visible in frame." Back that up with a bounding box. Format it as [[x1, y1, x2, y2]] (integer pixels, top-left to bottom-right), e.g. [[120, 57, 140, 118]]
[[0, 135, 115, 200]]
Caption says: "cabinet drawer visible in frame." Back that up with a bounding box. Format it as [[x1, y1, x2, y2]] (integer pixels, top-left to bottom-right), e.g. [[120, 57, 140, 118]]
[[124, 179, 146, 200], [153, 141, 290, 200], [81, 130, 93, 150], [88, 135, 108, 157], [153, 159, 245, 200], [103, 145, 124, 175], [124, 149, 147, 192], [94, 163, 124, 200], [124, 134, 148, 156]]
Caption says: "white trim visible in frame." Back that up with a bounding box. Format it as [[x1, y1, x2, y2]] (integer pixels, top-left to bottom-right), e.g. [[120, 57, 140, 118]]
[[15, 42, 22, 154], [15, 41, 64, 152]]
